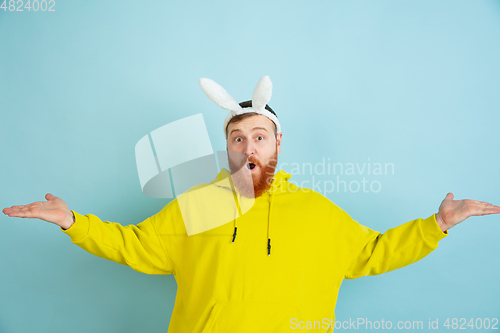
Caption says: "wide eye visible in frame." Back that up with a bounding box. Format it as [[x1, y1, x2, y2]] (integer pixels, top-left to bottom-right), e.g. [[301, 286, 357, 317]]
[[235, 137, 243, 142]]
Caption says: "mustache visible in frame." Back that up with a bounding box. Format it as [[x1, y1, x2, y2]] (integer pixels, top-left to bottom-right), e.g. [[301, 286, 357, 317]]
[[226, 151, 278, 173], [248, 158, 278, 178], [247, 156, 260, 165]]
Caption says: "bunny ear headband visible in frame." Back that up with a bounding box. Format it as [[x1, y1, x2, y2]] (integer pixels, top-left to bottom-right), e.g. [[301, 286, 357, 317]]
[[199, 75, 281, 139]]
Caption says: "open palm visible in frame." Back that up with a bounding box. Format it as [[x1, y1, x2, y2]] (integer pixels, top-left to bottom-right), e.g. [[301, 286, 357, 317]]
[[436, 193, 500, 231], [2, 193, 73, 229]]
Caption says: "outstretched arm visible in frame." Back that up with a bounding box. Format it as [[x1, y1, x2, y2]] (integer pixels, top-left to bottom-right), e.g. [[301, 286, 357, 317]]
[[3, 193, 173, 275], [344, 193, 500, 279], [435, 192, 500, 232]]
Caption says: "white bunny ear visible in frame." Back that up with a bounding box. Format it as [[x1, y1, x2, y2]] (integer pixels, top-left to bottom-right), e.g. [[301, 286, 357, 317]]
[[199, 78, 242, 113], [252, 75, 272, 111]]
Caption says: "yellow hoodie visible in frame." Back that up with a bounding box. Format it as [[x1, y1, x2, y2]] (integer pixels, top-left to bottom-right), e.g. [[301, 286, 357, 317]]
[[62, 168, 448, 332]]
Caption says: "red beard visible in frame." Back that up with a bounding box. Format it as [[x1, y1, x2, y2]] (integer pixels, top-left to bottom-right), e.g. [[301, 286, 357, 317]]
[[227, 149, 278, 198]]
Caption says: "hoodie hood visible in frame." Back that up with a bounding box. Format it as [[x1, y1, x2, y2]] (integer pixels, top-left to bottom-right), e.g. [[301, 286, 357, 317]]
[[209, 168, 291, 256]]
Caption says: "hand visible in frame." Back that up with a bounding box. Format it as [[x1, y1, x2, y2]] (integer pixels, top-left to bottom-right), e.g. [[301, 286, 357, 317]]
[[2, 193, 74, 229], [435, 193, 500, 232]]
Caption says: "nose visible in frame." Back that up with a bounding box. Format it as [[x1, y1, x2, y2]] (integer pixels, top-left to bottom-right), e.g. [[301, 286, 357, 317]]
[[243, 141, 256, 157]]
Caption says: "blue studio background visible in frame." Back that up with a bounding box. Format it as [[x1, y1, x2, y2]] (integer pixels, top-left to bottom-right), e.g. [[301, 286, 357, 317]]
[[1, 1, 499, 332]]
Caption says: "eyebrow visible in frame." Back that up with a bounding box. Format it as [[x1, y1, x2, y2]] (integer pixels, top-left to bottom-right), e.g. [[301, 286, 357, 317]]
[[229, 126, 269, 136]]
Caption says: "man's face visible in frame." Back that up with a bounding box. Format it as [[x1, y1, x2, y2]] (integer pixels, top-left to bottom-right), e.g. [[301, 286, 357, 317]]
[[226, 114, 283, 198]]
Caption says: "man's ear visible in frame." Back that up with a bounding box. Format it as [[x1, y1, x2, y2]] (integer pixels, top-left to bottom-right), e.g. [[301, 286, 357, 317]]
[[276, 132, 283, 155]]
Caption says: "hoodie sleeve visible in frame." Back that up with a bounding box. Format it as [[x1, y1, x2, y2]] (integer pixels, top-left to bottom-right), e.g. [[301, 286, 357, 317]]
[[344, 212, 448, 279], [60, 208, 174, 275]]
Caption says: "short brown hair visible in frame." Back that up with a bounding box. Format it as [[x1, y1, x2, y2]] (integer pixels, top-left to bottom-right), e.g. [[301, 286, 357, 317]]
[[226, 100, 278, 138]]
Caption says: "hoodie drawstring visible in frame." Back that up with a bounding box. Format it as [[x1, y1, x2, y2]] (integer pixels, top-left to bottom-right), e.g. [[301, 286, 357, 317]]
[[267, 191, 274, 256], [231, 190, 242, 243], [228, 173, 277, 256], [232, 217, 238, 243]]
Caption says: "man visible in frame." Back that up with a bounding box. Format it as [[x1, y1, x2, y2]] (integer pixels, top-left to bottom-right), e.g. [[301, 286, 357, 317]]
[[3, 76, 500, 332]]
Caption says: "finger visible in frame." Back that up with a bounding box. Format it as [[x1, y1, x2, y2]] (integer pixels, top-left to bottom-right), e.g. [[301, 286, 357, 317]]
[[4, 205, 25, 211], [469, 199, 500, 206], [4, 204, 36, 214], [45, 193, 56, 200], [3, 203, 41, 215], [476, 207, 500, 216], [3, 207, 22, 214], [469, 200, 494, 206], [9, 202, 41, 208], [445, 192, 454, 201], [478, 210, 500, 216], [474, 202, 500, 210], [481, 202, 500, 209], [10, 203, 41, 216], [3, 207, 24, 215], [4, 208, 37, 218], [472, 200, 491, 205]]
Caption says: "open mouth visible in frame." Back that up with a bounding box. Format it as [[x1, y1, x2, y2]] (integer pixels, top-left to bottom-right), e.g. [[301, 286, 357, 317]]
[[246, 162, 256, 170]]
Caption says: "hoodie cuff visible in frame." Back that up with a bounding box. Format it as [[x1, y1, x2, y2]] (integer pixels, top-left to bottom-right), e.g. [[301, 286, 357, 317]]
[[60, 210, 90, 242], [421, 213, 448, 246]]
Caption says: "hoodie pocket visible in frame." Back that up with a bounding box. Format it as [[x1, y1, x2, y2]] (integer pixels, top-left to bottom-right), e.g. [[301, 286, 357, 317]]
[[201, 301, 298, 333]]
